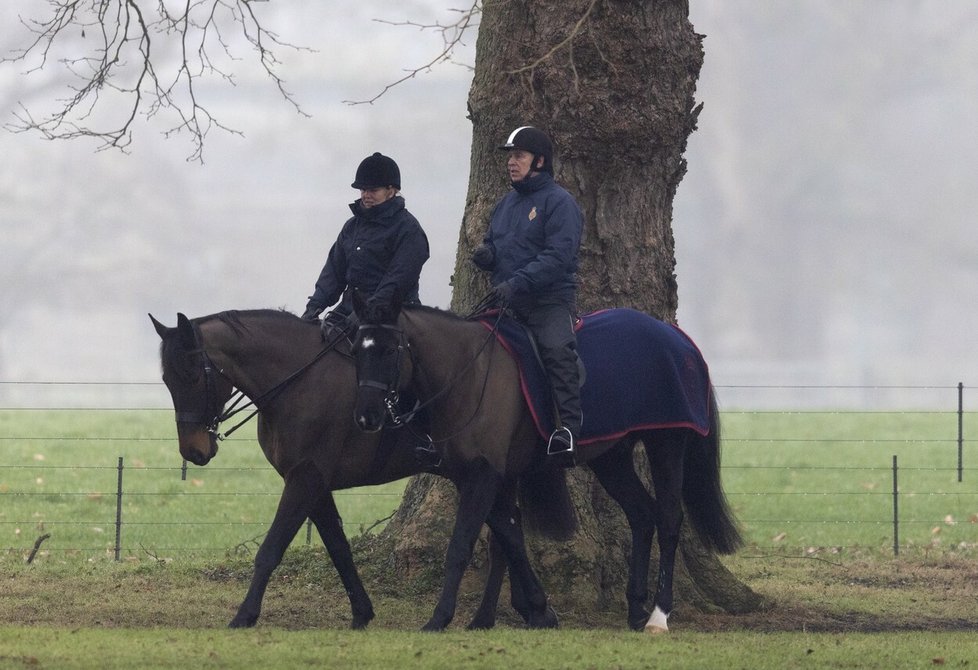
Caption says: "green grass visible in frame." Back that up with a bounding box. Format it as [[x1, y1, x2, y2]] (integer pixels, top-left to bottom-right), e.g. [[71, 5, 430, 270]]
[[1, 626, 975, 669], [0, 410, 404, 561], [721, 409, 978, 550], [1, 409, 976, 562], [3, 408, 977, 668]]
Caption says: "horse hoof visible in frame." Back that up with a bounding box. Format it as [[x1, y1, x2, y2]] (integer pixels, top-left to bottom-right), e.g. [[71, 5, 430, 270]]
[[350, 615, 373, 630], [421, 620, 447, 632], [628, 607, 650, 631], [643, 606, 669, 634], [466, 614, 496, 630], [228, 615, 257, 629]]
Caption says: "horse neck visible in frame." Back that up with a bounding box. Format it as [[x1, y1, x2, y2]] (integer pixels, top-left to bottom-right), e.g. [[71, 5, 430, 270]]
[[197, 312, 335, 400], [401, 310, 489, 394]]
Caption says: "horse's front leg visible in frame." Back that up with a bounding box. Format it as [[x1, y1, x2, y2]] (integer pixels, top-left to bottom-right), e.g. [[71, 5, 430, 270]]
[[467, 530, 509, 630], [229, 463, 319, 628], [309, 491, 375, 629], [422, 459, 502, 632], [480, 497, 556, 629]]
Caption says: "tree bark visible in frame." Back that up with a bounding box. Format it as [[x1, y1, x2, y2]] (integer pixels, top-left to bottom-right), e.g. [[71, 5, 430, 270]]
[[377, 0, 767, 622]]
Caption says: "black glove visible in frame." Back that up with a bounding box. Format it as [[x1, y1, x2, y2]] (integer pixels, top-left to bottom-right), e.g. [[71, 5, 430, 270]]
[[361, 296, 392, 324], [492, 280, 516, 306], [471, 243, 495, 270], [301, 304, 323, 322]]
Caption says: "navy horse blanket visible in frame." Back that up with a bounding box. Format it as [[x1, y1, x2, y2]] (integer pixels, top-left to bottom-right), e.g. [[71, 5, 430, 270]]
[[479, 308, 713, 445]]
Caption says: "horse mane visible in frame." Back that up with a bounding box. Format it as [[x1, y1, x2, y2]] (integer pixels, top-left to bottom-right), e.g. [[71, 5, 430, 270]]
[[403, 303, 493, 323], [198, 309, 301, 336]]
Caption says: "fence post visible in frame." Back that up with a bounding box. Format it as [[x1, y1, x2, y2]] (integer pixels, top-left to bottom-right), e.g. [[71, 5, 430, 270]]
[[306, 519, 313, 546], [181, 458, 188, 482], [891, 455, 899, 557], [958, 382, 964, 483], [115, 456, 124, 562]]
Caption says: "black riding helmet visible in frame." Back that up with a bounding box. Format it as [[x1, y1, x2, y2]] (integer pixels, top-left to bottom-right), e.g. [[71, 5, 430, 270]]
[[351, 152, 401, 189], [498, 126, 554, 174]]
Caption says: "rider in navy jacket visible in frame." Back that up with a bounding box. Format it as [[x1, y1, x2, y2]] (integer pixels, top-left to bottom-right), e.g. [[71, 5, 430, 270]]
[[479, 171, 581, 312], [302, 153, 429, 322], [472, 127, 584, 465]]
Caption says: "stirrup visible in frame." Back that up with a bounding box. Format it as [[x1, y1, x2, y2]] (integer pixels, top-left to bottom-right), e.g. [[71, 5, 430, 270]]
[[547, 426, 575, 457]]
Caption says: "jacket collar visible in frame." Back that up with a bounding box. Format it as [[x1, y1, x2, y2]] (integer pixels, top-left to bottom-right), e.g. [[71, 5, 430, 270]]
[[511, 171, 553, 195], [349, 194, 405, 220]]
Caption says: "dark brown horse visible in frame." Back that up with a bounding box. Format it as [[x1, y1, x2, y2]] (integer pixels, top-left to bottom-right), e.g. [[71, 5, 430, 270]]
[[352, 303, 743, 633], [151, 309, 564, 630]]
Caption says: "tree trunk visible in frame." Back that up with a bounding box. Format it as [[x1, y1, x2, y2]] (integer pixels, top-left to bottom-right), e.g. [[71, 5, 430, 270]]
[[377, 0, 767, 622]]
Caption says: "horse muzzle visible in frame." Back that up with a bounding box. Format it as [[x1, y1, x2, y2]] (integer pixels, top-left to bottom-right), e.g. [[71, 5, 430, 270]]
[[178, 426, 219, 466]]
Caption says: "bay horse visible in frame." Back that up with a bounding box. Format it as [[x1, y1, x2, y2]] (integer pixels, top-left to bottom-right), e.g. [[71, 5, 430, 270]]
[[150, 309, 564, 630], [352, 303, 743, 633]]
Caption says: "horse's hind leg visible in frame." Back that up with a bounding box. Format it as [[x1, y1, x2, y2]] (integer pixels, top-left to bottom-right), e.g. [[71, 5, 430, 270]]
[[588, 441, 657, 631], [642, 431, 686, 634], [308, 491, 375, 629], [229, 463, 320, 628]]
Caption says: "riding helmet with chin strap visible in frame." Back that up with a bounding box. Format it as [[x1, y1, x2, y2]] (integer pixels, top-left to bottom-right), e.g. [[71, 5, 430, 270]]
[[498, 126, 554, 174]]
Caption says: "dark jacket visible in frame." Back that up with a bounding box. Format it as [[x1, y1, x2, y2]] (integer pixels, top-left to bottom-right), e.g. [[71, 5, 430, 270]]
[[482, 172, 583, 309], [307, 195, 429, 315]]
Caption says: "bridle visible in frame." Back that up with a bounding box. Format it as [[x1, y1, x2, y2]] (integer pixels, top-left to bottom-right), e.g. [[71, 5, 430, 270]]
[[354, 307, 505, 441], [354, 322, 409, 425]]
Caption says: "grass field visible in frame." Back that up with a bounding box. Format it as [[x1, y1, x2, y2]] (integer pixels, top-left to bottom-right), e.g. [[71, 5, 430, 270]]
[[1, 409, 975, 560], [1, 408, 977, 668]]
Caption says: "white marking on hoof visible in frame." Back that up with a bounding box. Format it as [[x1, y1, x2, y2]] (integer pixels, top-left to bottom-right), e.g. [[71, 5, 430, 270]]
[[644, 606, 669, 634]]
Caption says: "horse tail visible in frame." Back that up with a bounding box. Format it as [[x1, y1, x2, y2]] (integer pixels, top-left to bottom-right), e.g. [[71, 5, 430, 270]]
[[682, 387, 744, 554], [518, 467, 578, 542]]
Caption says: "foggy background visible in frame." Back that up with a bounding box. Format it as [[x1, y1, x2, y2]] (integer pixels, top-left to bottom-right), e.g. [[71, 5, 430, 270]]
[[1, 1, 975, 409]]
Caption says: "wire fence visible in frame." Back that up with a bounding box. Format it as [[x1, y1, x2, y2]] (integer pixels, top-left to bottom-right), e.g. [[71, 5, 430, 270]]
[[1, 380, 976, 561]]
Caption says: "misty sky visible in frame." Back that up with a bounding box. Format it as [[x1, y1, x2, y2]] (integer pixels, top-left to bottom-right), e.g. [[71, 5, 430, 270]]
[[2, 1, 976, 408]]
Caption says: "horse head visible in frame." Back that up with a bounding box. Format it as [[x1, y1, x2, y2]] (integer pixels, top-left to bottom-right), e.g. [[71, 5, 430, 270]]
[[150, 313, 234, 465], [350, 292, 411, 432]]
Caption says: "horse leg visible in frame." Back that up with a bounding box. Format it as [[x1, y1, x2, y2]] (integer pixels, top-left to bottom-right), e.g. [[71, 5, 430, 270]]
[[642, 432, 686, 634], [229, 463, 319, 628], [308, 492, 375, 629], [588, 442, 658, 631], [422, 460, 502, 632], [481, 497, 557, 629], [467, 530, 508, 630]]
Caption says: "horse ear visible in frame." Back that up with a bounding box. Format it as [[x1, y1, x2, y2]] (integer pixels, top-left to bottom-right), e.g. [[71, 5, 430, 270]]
[[176, 313, 196, 349], [149, 313, 170, 339]]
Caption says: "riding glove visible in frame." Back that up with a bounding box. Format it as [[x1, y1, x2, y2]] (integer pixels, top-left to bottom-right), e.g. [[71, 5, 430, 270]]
[[492, 280, 517, 306], [301, 305, 323, 322], [471, 243, 495, 271]]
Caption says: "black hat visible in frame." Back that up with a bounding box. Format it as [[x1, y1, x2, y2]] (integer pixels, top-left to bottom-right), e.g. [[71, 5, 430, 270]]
[[498, 126, 554, 174], [351, 152, 401, 189]]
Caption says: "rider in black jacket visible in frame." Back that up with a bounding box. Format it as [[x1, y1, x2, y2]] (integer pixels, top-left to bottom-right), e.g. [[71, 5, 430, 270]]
[[302, 152, 429, 325]]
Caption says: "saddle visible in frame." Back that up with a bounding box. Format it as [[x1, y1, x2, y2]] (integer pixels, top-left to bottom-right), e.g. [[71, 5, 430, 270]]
[[477, 308, 713, 445]]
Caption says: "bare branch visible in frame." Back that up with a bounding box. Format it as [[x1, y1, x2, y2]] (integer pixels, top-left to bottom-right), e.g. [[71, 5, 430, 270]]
[[343, 0, 481, 105], [2, 0, 313, 161]]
